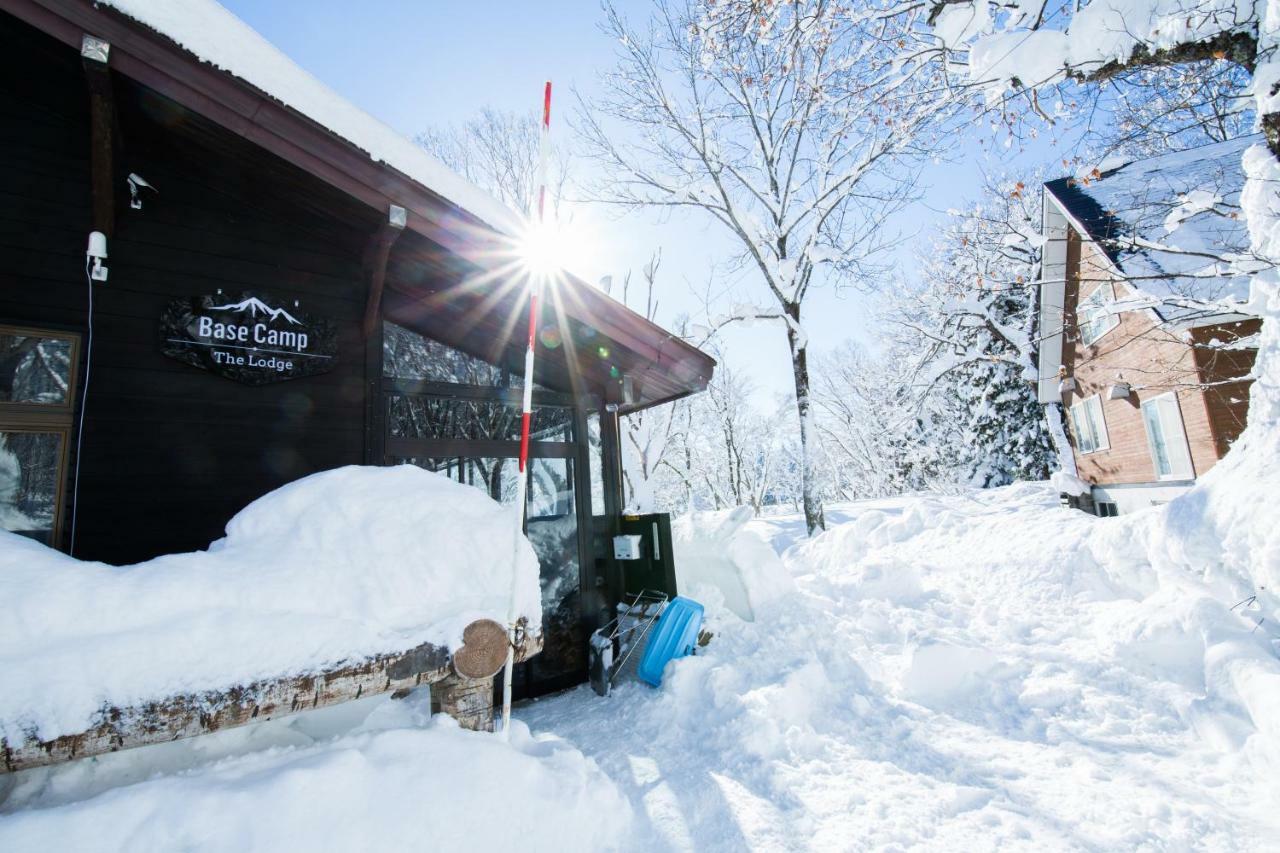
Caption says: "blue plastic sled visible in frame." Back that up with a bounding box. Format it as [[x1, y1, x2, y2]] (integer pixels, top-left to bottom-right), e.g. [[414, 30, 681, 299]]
[[637, 596, 704, 687]]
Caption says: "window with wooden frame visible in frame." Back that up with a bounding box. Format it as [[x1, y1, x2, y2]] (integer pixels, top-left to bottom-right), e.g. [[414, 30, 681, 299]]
[[1078, 283, 1119, 346], [1069, 394, 1110, 454], [0, 325, 80, 548], [1141, 392, 1195, 480]]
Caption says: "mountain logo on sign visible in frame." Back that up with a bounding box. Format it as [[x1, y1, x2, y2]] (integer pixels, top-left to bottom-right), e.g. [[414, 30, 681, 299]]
[[208, 297, 302, 326]]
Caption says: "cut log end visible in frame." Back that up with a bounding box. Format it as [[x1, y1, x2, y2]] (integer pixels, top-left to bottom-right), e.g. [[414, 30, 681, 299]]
[[452, 619, 509, 679]]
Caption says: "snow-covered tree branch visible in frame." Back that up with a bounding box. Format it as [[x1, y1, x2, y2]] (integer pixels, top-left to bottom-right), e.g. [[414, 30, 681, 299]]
[[578, 0, 965, 533]]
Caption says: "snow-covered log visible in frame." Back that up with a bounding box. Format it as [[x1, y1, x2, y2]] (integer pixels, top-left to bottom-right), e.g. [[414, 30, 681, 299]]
[[1, 627, 539, 773], [0, 466, 543, 771]]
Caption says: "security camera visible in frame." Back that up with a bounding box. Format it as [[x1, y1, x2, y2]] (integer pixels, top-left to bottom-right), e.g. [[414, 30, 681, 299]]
[[86, 231, 108, 282], [126, 172, 157, 210]]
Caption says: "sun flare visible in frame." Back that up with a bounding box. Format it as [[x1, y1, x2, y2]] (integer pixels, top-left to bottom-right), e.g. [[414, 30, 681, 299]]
[[516, 220, 587, 281]]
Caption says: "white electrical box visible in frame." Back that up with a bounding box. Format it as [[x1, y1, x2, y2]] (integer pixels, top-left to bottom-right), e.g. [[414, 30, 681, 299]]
[[613, 534, 643, 561]]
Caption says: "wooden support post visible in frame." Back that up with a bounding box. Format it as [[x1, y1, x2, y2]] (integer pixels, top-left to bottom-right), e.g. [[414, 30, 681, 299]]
[[430, 673, 496, 732], [599, 404, 624, 518], [362, 205, 406, 464], [595, 404, 626, 613], [362, 205, 407, 339], [81, 35, 115, 236]]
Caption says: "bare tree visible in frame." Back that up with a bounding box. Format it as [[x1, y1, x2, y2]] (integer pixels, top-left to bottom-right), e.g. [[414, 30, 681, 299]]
[[1093, 61, 1253, 157], [616, 252, 691, 511], [887, 172, 1058, 485], [812, 341, 906, 498], [578, 0, 961, 534], [417, 107, 569, 217], [811, 338, 963, 498]]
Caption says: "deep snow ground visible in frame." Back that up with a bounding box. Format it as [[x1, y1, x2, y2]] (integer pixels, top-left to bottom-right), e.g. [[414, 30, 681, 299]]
[[3, 482, 1277, 851], [522, 484, 1279, 850]]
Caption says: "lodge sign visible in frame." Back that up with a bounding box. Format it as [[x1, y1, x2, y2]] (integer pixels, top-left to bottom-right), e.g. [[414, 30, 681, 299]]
[[160, 293, 338, 385]]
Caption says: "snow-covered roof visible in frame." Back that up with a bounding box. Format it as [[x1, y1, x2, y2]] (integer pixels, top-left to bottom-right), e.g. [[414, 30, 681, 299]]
[[1044, 135, 1260, 323], [100, 0, 524, 236]]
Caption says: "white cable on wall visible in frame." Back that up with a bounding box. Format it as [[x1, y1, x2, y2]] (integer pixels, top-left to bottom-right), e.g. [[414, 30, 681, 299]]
[[68, 253, 96, 557]]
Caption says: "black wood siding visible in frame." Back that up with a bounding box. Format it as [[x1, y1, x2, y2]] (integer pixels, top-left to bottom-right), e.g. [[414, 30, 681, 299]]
[[0, 14, 377, 563]]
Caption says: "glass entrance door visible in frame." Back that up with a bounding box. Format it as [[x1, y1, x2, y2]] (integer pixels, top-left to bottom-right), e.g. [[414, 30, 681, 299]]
[[379, 322, 592, 698], [393, 452, 587, 697], [522, 456, 587, 694]]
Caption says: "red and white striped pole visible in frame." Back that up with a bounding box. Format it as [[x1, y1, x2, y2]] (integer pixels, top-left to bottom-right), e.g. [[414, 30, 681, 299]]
[[502, 80, 552, 739]]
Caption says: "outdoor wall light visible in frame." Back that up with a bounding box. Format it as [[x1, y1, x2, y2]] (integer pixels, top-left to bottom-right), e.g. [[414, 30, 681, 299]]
[[126, 173, 157, 210], [80, 34, 109, 63], [86, 231, 108, 282]]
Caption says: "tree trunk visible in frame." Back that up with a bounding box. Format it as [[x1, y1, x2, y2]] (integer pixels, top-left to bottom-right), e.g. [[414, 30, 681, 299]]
[[785, 303, 825, 535]]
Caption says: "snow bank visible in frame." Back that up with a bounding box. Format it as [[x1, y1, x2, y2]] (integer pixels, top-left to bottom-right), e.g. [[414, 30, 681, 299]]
[[98, 0, 523, 235], [0, 693, 631, 853], [524, 483, 1280, 848], [671, 507, 794, 620], [1129, 425, 1280, 764], [0, 465, 541, 744], [6, 479, 1279, 847]]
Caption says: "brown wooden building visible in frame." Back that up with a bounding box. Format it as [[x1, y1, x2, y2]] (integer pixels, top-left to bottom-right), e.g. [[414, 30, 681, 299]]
[[1036, 137, 1260, 515], [0, 0, 714, 700]]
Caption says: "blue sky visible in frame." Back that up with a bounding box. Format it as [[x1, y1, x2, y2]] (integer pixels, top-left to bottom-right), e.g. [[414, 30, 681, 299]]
[[221, 0, 1066, 401]]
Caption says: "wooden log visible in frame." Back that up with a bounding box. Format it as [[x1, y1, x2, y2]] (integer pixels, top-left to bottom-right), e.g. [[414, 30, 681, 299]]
[[361, 206, 406, 338], [430, 673, 496, 732], [452, 618, 508, 680], [1, 627, 541, 773]]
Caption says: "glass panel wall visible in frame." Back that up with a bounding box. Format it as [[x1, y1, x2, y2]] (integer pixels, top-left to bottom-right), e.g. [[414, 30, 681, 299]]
[[383, 320, 507, 386], [404, 456, 519, 504], [586, 413, 605, 516], [0, 331, 74, 405], [0, 430, 66, 546], [383, 320, 553, 393], [0, 326, 79, 548], [387, 394, 572, 443]]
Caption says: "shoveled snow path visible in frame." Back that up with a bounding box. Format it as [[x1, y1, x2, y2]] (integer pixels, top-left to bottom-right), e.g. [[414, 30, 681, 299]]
[[522, 484, 1278, 850]]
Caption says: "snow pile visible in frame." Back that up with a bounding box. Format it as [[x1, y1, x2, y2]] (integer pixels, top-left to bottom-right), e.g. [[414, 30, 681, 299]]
[[5, 482, 1279, 848], [98, 0, 523, 235], [524, 484, 1280, 848], [0, 693, 631, 853], [1049, 468, 1090, 496], [0, 465, 541, 744], [671, 507, 794, 620]]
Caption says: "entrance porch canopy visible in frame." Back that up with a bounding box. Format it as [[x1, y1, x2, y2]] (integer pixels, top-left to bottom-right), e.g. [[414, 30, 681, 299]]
[[6, 0, 716, 410]]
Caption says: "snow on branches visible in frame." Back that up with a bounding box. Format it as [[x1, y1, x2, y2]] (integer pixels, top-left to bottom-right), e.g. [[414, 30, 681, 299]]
[[888, 172, 1057, 487], [580, 0, 965, 533], [929, 0, 1262, 96]]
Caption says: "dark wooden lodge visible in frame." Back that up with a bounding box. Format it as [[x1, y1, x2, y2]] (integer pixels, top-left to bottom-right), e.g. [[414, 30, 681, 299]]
[[0, 0, 714, 710]]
